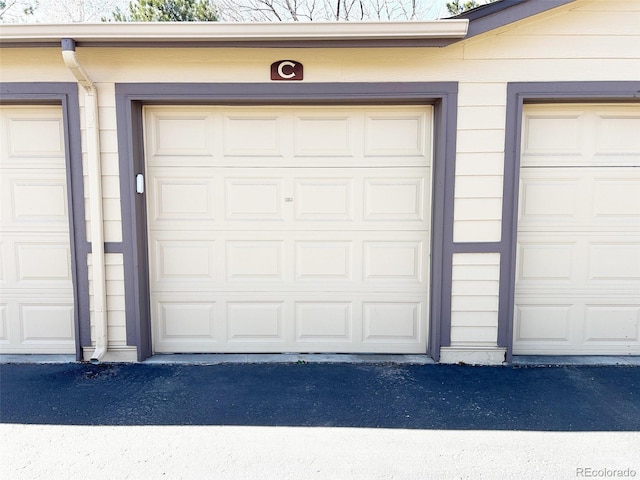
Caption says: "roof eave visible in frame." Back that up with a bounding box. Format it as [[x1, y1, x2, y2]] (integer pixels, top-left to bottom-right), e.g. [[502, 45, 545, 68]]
[[0, 21, 469, 48]]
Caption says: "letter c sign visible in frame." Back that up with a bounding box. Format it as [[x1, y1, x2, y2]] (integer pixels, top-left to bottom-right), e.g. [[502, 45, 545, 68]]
[[271, 60, 303, 81]]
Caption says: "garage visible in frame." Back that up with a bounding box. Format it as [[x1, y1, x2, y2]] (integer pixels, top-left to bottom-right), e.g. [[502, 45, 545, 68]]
[[513, 104, 640, 355], [144, 105, 432, 353], [0, 106, 75, 354], [3, 0, 638, 364]]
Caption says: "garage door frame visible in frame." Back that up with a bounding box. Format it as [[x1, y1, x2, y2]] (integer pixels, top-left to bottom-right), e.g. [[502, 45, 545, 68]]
[[501, 81, 640, 361], [115, 82, 459, 361], [0, 82, 90, 360]]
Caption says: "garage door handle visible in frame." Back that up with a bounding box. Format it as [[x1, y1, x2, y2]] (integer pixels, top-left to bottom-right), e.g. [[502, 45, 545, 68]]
[[284, 197, 294, 202]]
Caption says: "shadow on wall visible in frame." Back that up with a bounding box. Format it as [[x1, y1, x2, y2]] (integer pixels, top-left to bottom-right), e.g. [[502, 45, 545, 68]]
[[1, 363, 639, 431]]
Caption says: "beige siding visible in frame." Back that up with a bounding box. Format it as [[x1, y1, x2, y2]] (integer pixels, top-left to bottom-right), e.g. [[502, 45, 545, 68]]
[[0, 49, 69, 82], [453, 83, 506, 242], [501, 1, 640, 35], [465, 36, 638, 60], [453, 82, 506, 244], [88, 253, 126, 346], [451, 253, 501, 346], [454, 83, 506, 243], [80, 84, 122, 244]]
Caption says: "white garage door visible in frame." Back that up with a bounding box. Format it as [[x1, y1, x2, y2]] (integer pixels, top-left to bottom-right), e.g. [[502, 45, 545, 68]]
[[0, 106, 75, 354], [514, 104, 640, 355], [145, 105, 432, 353]]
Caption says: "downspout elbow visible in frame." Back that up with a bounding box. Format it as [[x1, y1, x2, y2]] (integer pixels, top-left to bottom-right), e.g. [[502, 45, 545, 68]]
[[61, 39, 95, 94], [90, 346, 107, 365]]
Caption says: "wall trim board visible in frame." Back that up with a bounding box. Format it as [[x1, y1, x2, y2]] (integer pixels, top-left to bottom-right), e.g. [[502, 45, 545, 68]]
[[114, 82, 459, 362], [500, 81, 640, 361], [0, 82, 90, 360]]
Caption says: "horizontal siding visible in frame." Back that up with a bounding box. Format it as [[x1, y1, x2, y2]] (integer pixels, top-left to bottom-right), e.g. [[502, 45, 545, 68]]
[[464, 36, 639, 60], [81, 84, 122, 244], [455, 153, 504, 176], [454, 176, 504, 197], [0, 49, 69, 82], [100, 153, 120, 176], [450, 253, 500, 347], [453, 174, 503, 242], [103, 199, 121, 221], [455, 129, 505, 154], [98, 107, 117, 130], [450, 327, 498, 344], [453, 221, 502, 243], [507, 8, 640, 36], [454, 198, 502, 221], [454, 83, 506, 243], [3, 50, 637, 86], [87, 253, 126, 347], [576, 0, 640, 11], [457, 83, 507, 107], [99, 131, 119, 154], [89, 325, 128, 349], [457, 106, 506, 131]]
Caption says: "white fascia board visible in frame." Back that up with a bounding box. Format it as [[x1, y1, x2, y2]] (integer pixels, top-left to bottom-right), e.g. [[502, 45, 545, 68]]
[[0, 21, 469, 45]]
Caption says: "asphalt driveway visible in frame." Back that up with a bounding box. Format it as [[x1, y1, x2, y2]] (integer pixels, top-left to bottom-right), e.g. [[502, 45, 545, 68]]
[[1, 362, 639, 430], [2, 362, 640, 480]]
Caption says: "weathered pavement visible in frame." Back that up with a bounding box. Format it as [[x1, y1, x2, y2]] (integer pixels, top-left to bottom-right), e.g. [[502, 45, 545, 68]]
[[1, 362, 639, 479]]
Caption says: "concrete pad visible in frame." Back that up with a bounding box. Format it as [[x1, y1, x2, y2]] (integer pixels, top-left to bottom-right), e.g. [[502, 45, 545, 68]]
[[0, 354, 75, 364], [1, 424, 638, 480], [144, 353, 436, 365], [512, 356, 640, 366]]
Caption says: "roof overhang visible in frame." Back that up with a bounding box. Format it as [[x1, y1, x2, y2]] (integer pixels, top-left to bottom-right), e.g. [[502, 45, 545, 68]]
[[0, 21, 470, 48]]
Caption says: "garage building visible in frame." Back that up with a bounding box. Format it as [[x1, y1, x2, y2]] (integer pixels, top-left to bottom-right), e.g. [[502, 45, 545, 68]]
[[1, 0, 638, 364]]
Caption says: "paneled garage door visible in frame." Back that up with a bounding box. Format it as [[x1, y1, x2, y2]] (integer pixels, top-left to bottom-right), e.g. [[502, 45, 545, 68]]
[[0, 106, 75, 354], [144, 106, 432, 353], [514, 104, 640, 355]]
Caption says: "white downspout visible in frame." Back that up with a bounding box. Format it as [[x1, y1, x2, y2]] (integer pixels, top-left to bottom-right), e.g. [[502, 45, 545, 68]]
[[62, 38, 108, 364]]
